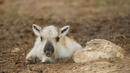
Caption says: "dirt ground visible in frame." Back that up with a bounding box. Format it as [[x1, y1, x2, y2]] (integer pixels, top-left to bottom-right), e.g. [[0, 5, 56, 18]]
[[0, 0, 130, 73]]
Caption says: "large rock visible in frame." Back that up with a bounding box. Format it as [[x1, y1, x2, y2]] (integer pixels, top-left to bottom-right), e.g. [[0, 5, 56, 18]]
[[73, 39, 125, 63]]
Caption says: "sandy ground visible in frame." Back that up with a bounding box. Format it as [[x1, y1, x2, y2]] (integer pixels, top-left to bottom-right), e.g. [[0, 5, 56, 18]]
[[0, 0, 130, 73]]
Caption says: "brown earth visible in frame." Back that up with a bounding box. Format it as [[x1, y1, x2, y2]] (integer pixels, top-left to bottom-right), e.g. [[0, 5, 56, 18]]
[[0, 0, 130, 73]]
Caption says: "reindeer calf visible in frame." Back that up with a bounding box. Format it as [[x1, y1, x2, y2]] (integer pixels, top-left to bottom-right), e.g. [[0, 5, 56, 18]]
[[26, 24, 82, 63]]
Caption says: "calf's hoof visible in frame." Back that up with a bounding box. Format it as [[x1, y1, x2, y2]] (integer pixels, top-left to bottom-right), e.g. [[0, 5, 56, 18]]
[[25, 57, 36, 64]]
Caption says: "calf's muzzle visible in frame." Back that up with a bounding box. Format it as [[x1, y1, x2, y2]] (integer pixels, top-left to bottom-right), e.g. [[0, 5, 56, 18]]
[[44, 41, 54, 57]]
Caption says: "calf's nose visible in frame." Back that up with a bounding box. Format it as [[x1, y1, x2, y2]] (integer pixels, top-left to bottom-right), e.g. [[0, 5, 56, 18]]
[[44, 41, 54, 57]]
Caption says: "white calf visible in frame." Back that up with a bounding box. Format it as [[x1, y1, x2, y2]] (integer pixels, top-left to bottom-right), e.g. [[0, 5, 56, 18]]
[[26, 24, 82, 63]]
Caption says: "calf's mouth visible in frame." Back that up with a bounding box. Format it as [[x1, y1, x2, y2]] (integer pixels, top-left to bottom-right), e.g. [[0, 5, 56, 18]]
[[45, 51, 53, 57]]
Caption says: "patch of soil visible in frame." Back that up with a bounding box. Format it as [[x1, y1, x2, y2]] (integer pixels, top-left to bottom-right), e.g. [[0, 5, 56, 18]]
[[0, 0, 130, 73]]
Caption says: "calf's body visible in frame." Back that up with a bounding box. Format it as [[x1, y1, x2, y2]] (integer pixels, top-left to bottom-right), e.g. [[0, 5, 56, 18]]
[[26, 24, 82, 63]]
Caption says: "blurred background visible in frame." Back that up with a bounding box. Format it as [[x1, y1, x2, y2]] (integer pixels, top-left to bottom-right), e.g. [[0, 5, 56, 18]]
[[0, 0, 130, 73]]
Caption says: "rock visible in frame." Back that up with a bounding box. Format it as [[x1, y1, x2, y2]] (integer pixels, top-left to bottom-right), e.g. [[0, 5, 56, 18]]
[[73, 39, 125, 63], [11, 48, 20, 53]]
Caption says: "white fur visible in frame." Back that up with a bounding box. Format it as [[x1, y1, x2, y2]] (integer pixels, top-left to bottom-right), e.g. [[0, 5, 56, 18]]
[[32, 24, 41, 36], [60, 25, 70, 37], [26, 25, 82, 63], [41, 25, 58, 38], [55, 37, 82, 58]]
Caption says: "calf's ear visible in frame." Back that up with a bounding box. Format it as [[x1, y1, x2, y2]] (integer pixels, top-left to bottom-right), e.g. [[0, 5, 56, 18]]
[[60, 25, 70, 37], [32, 24, 41, 36]]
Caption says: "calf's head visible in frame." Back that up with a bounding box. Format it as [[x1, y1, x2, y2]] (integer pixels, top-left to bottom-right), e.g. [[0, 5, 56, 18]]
[[32, 24, 70, 57]]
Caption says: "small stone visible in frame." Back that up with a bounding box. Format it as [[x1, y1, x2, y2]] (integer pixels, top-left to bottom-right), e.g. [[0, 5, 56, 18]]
[[11, 48, 20, 53], [73, 39, 125, 63]]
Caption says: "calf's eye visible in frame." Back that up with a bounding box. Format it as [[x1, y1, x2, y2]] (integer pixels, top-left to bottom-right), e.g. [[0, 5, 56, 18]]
[[40, 37, 43, 41], [56, 36, 60, 42]]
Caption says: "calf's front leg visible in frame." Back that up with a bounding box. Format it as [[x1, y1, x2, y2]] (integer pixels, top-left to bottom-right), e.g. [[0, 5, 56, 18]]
[[26, 49, 36, 64]]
